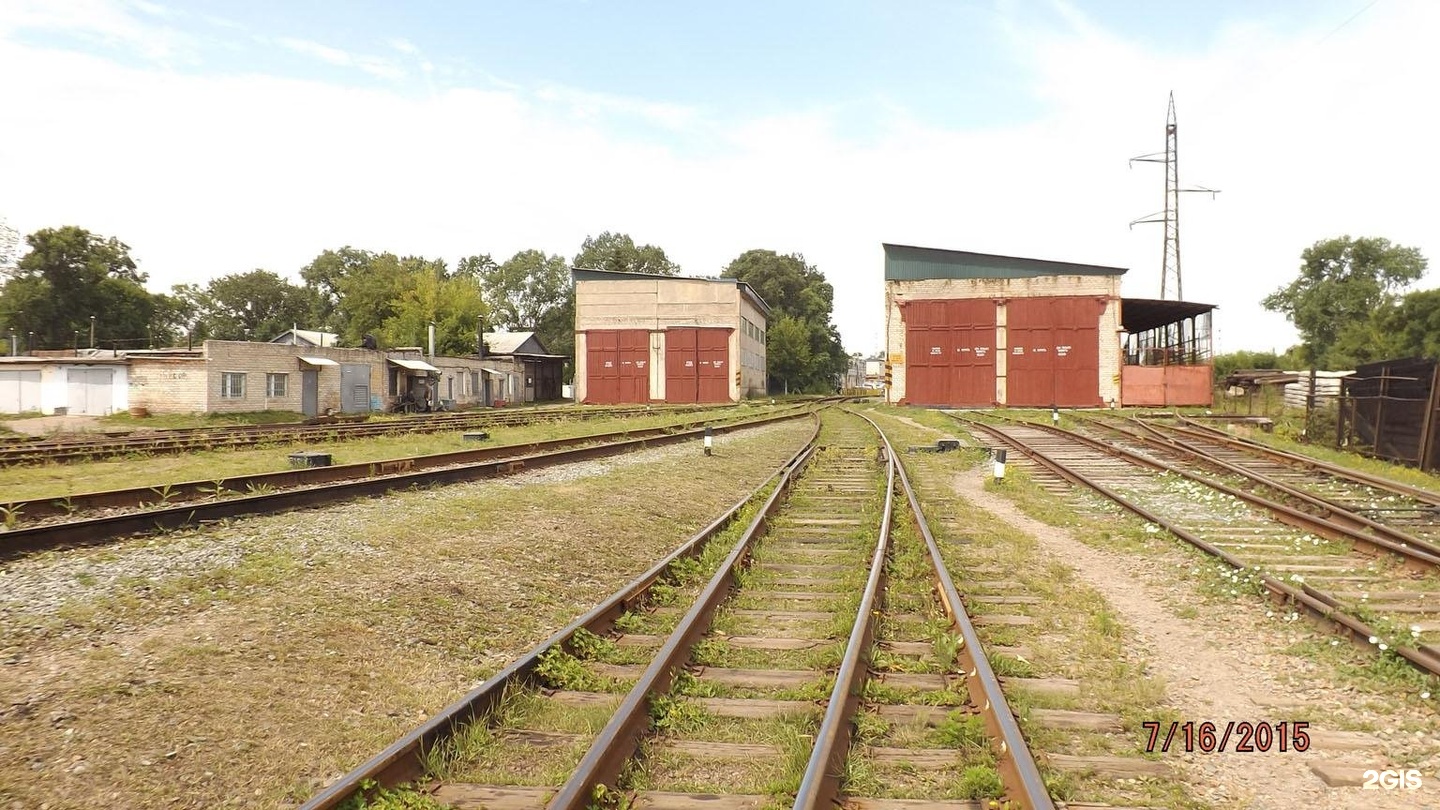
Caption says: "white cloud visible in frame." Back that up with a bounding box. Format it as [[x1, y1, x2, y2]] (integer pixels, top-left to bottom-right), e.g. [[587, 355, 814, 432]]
[[0, 0, 195, 63], [273, 36, 406, 81], [0, 0, 1436, 359]]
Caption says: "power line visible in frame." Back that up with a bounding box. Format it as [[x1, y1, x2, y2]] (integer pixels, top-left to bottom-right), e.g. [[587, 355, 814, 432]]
[[1129, 92, 1219, 301]]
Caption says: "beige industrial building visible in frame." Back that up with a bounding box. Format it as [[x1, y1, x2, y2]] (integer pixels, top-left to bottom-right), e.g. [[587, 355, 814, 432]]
[[572, 268, 769, 404], [884, 244, 1126, 408]]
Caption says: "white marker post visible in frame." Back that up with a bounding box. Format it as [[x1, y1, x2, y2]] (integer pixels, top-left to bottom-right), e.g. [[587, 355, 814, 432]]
[[993, 448, 1007, 481], [1051, 407, 1060, 426], [703, 426, 713, 456]]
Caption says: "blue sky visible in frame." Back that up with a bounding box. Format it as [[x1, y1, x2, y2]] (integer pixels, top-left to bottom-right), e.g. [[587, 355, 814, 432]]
[[1, 0, 1433, 356]]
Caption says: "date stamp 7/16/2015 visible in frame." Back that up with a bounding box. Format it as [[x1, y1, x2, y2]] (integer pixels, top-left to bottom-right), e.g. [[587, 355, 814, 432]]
[[1142, 720, 1308, 753]]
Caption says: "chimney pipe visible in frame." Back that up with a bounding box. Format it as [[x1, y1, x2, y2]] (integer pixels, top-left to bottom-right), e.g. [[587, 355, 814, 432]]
[[428, 322, 436, 361]]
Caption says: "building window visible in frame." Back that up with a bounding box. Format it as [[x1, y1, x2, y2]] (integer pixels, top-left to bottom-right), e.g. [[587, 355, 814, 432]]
[[266, 373, 288, 397], [471, 371, 479, 394], [221, 372, 246, 398]]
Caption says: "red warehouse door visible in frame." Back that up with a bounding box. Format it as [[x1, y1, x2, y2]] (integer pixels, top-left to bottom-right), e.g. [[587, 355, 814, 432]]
[[903, 299, 997, 407], [666, 328, 732, 403], [585, 329, 650, 404], [1006, 297, 1105, 407], [665, 328, 698, 403], [696, 329, 731, 403]]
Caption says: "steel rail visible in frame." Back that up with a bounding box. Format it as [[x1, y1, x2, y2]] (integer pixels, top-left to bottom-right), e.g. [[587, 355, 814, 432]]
[[1079, 414, 1440, 564], [1162, 415, 1440, 508], [976, 413, 1440, 572], [0, 409, 816, 559], [0, 403, 736, 465], [297, 414, 822, 810], [957, 415, 1440, 677], [792, 417, 896, 810], [544, 438, 822, 810], [857, 411, 1054, 809], [0, 405, 813, 522]]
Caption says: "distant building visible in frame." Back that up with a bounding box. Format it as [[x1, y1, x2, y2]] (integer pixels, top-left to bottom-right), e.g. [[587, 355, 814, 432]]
[[270, 328, 340, 348], [481, 331, 565, 403], [572, 268, 769, 404]]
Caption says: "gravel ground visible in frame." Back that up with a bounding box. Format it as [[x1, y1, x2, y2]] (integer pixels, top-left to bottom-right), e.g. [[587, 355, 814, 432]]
[[956, 471, 1440, 808], [0, 420, 814, 810]]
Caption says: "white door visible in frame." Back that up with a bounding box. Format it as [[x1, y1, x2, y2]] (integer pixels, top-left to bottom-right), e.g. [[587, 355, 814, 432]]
[[66, 368, 114, 415], [0, 370, 42, 413]]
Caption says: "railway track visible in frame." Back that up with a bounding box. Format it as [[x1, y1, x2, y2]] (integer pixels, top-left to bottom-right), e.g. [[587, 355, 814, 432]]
[[1149, 413, 1440, 521], [955, 413, 1440, 677], [0, 403, 738, 466], [1071, 414, 1440, 561], [301, 410, 1053, 810], [0, 407, 815, 559]]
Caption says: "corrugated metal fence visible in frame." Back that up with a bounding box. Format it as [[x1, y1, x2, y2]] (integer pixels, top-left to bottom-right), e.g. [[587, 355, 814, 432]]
[[1337, 357, 1440, 470]]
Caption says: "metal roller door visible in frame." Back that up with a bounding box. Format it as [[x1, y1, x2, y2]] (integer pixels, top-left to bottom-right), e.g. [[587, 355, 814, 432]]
[[665, 328, 731, 403], [66, 368, 114, 415], [903, 299, 996, 407], [585, 329, 650, 404], [1006, 297, 1105, 407], [0, 369, 42, 414], [340, 364, 372, 413]]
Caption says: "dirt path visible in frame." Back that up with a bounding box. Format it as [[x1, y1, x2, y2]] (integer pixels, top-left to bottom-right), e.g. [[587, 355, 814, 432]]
[[2, 414, 107, 437], [952, 470, 1439, 809]]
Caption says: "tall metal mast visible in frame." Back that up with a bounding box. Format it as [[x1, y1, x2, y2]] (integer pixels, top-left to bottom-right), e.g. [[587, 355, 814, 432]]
[[1130, 93, 1217, 301]]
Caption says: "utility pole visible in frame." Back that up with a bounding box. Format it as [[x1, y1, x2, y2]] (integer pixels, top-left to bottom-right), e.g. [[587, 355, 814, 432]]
[[1130, 92, 1219, 301]]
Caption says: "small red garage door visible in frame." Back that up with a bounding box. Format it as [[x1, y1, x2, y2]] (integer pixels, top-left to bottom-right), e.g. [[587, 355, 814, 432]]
[[585, 329, 650, 404], [1006, 297, 1105, 407], [903, 299, 997, 407], [666, 328, 731, 403]]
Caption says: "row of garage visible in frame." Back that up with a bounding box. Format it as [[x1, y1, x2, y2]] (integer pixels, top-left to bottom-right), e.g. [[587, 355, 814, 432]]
[[0, 364, 125, 415]]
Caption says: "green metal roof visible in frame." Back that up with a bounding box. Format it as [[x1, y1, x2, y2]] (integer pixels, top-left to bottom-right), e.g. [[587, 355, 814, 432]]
[[883, 243, 1128, 281]]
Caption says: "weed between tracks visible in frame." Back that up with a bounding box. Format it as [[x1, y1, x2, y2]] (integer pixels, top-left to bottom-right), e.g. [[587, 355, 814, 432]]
[[860, 405, 1205, 810], [0, 420, 817, 810], [0, 404, 774, 504]]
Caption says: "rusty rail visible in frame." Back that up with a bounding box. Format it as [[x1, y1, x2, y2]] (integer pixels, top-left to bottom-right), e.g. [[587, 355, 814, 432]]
[[851, 411, 1053, 809], [1165, 414, 1440, 507], [791, 419, 896, 810], [296, 414, 822, 810], [982, 413, 1440, 572], [0, 409, 816, 559], [0, 402, 741, 466], [956, 414, 1440, 677], [543, 437, 821, 810], [0, 405, 812, 523], [1086, 414, 1440, 564]]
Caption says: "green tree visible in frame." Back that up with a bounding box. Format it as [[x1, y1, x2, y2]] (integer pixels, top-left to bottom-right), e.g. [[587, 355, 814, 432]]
[[1262, 236, 1427, 369], [1, 226, 157, 350], [766, 316, 814, 394], [379, 268, 487, 356], [574, 232, 679, 276], [477, 249, 574, 359], [722, 249, 849, 392], [152, 284, 209, 346], [1375, 288, 1440, 361], [299, 246, 380, 331], [481, 250, 570, 331], [202, 270, 318, 342]]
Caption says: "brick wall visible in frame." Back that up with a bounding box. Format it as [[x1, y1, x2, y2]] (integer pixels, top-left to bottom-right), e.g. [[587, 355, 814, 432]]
[[885, 275, 1122, 406], [128, 357, 208, 414], [202, 341, 385, 414]]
